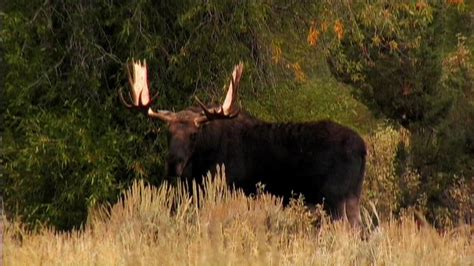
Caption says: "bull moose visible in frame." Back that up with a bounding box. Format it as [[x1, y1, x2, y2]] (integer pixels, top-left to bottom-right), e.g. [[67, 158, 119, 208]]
[[120, 60, 367, 227]]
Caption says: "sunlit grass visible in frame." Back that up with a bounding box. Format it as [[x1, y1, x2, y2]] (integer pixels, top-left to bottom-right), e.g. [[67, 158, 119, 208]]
[[4, 167, 472, 266]]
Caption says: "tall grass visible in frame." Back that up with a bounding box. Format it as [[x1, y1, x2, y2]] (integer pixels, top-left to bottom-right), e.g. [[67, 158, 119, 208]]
[[4, 167, 472, 266]]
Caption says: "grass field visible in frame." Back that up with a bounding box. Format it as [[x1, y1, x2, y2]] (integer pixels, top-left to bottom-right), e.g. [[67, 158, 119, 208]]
[[3, 170, 472, 266]]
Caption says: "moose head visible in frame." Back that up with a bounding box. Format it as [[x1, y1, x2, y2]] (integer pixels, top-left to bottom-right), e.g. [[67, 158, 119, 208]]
[[119, 60, 244, 178]]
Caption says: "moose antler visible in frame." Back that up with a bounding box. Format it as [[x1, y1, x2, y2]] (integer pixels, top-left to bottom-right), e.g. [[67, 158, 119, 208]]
[[119, 60, 176, 122], [196, 62, 244, 120]]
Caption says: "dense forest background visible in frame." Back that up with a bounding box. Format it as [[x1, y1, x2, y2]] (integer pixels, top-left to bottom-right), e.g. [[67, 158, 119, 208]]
[[0, 0, 472, 230]]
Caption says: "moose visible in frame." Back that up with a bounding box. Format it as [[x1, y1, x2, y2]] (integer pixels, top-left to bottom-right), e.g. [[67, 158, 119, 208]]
[[120, 60, 367, 227]]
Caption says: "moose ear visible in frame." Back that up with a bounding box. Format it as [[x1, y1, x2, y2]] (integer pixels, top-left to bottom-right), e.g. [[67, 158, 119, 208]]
[[193, 116, 208, 127]]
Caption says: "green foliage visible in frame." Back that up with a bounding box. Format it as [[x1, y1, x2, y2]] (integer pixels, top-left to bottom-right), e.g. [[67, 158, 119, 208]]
[[315, 1, 473, 227], [1, 0, 470, 230], [407, 37, 473, 226], [364, 123, 472, 228], [0, 0, 331, 229], [245, 72, 376, 134], [0, 0, 295, 229], [320, 1, 459, 127]]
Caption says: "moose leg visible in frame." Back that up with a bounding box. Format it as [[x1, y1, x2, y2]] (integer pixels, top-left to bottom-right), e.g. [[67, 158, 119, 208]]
[[345, 196, 362, 228], [330, 199, 347, 221]]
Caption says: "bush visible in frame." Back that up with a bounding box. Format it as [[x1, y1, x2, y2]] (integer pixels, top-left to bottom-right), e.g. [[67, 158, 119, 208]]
[[314, 0, 473, 227], [364, 122, 473, 227], [318, 1, 460, 126], [408, 36, 473, 227], [363, 125, 422, 219], [0, 0, 297, 229]]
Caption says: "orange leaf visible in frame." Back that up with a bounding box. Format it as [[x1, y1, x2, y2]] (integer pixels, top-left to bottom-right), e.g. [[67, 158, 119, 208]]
[[334, 20, 344, 40]]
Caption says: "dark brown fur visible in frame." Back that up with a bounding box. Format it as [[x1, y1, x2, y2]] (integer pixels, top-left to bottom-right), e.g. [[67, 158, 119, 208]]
[[166, 107, 366, 227]]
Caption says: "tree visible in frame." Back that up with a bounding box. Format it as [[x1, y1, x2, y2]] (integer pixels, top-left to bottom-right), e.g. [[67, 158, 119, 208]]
[[314, 0, 473, 227], [0, 0, 272, 229]]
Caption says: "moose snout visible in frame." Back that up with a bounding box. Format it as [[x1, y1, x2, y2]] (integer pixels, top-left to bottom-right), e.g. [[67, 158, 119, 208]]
[[167, 159, 191, 178]]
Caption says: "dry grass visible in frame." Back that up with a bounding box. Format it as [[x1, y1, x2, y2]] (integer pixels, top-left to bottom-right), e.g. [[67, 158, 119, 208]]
[[4, 168, 473, 266]]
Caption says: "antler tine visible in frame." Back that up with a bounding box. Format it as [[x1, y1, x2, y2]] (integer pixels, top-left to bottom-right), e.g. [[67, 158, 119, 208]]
[[150, 90, 160, 104], [126, 61, 138, 105], [196, 62, 244, 122], [127, 61, 133, 87], [120, 59, 178, 123], [195, 96, 212, 115], [118, 87, 134, 108], [222, 62, 243, 116]]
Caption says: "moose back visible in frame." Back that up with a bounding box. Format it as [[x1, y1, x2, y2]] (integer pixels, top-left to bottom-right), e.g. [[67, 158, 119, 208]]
[[120, 61, 367, 227]]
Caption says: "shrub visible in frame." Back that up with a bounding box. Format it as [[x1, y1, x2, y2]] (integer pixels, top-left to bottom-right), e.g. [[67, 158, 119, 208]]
[[364, 123, 473, 227], [314, 0, 473, 228], [0, 0, 306, 229]]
